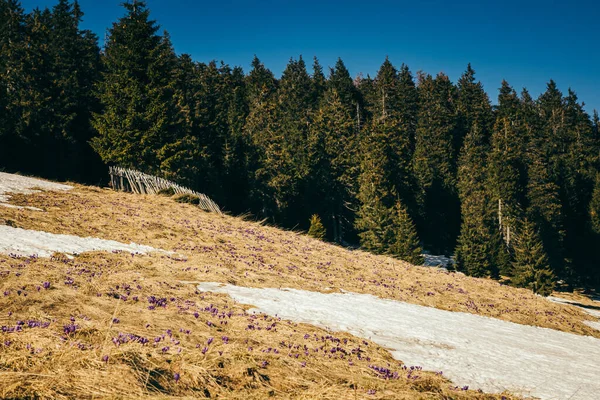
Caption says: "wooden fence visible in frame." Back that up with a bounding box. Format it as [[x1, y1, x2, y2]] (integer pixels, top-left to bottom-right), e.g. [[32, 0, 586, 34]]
[[109, 166, 222, 214]]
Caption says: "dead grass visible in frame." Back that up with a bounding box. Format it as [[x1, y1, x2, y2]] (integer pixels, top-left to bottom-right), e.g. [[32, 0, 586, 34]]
[[0, 251, 519, 399], [3, 185, 598, 338], [0, 182, 596, 398]]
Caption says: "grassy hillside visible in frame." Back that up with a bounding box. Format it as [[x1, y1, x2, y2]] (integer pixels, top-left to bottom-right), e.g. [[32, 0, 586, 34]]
[[1, 182, 597, 399]]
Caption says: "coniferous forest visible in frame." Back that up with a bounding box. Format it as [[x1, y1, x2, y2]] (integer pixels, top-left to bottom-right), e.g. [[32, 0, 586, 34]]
[[1, 0, 599, 293]]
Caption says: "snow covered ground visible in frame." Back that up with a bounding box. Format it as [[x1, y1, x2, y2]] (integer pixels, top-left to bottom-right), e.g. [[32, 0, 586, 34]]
[[0, 225, 166, 257], [198, 282, 600, 400], [0, 171, 72, 209], [548, 296, 600, 331], [422, 253, 454, 269]]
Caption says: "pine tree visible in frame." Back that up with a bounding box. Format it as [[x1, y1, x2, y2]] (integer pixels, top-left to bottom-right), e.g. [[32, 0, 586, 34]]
[[512, 219, 555, 296], [242, 58, 280, 218], [355, 129, 396, 253], [591, 173, 600, 235], [311, 56, 326, 107], [307, 88, 358, 243], [526, 143, 565, 277], [455, 123, 503, 277], [456, 64, 494, 149], [263, 56, 313, 224], [370, 59, 419, 218], [92, 1, 183, 175], [488, 116, 527, 248], [388, 201, 423, 265], [45, 0, 101, 181], [307, 214, 326, 240], [413, 72, 460, 253], [222, 65, 250, 214], [496, 80, 520, 120], [246, 55, 277, 103], [0, 0, 27, 170], [328, 58, 358, 114]]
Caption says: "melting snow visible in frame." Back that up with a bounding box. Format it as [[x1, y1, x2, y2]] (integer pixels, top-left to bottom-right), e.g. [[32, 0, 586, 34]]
[[548, 296, 600, 332], [422, 253, 454, 269], [0, 171, 72, 208], [198, 282, 600, 400], [0, 225, 166, 257]]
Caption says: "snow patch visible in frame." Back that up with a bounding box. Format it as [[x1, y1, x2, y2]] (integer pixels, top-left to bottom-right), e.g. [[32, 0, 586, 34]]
[[0, 171, 72, 206], [422, 253, 454, 269], [198, 282, 600, 400], [0, 225, 167, 257], [548, 296, 600, 333], [0, 203, 43, 211]]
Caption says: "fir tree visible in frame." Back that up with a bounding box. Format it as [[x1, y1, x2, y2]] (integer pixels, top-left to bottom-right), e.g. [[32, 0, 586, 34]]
[[455, 123, 503, 277], [355, 129, 396, 253], [488, 116, 527, 248], [307, 214, 326, 240], [511, 219, 555, 296], [0, 0, 27, 169], [496, 80, 520, 120], [388, 201, 423, 265], [413, 72, 460, 253], [328, 58, 358, 113], [311, 56, 326, 106], [371, 59, 419, 219], [308, 88, 358, 243], [46, 0, 101, 180], [246, 55, 277, 103], [591, 173, 600, 235], [92, 1, 183, 175], [456, 64, 494, 149]]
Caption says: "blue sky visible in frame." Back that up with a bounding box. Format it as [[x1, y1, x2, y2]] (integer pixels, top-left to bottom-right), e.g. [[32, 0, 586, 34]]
[[20, 0, 600, 113]]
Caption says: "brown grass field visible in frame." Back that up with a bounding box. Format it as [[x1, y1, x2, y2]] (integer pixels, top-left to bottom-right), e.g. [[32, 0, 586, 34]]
[[1, 182, 598, 399]]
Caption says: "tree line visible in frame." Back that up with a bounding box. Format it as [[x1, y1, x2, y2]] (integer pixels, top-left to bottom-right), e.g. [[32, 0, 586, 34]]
[[1, 0, 599, 293]]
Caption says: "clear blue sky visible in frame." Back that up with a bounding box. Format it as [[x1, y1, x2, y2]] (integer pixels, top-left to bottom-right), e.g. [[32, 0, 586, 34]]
[[21, 0, 600, 113]]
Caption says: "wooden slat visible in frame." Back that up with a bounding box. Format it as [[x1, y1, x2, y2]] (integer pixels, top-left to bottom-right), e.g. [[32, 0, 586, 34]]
[[107, 166, 222, 214]]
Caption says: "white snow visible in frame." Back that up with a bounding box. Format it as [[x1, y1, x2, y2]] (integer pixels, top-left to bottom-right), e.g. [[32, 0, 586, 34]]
[[422, 253, 454, 269], [548, 296, 600, 332], [0, 225, 166, 257], [0, 171, 72, 207], [198, 282, 600, 400]]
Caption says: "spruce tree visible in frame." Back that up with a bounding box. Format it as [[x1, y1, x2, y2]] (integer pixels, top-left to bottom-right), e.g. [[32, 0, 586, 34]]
[[92, 1, 183, 175], [488, 116, 527, 248], [308, 88, 358, 243], [413, 72, 460, 253], [355, 129, 396, 253], [222, 65, 250, 214], [456, 64, 494, 149], [46, 0, 101, 181], [388, 200, 423, 265], [496, 80, 520, 120], [265, 56, 313, 224], [455, 123, 503, 277], [311, 56, 326, 106], [246, 55, 277, 103], [307, 214, 326, 240], [370, 59, 419, 219], [0, 0, 26, 170], [591, 173, 600, 235], [328, 58, 358, 113], [512, 219, 555, 296]]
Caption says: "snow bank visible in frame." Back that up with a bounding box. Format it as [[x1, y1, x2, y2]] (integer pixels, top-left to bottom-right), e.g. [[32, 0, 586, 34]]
[[0, 225, 166, 257], [0, 171, 72, 206], [198, 282, 600, 400]]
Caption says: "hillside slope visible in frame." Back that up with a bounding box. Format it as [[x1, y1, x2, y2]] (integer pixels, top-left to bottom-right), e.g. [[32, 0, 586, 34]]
[[1, 174, 598, 399]]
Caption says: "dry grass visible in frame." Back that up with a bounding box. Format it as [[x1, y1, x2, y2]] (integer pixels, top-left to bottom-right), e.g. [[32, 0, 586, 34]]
[[0, 182, 597, 398]]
